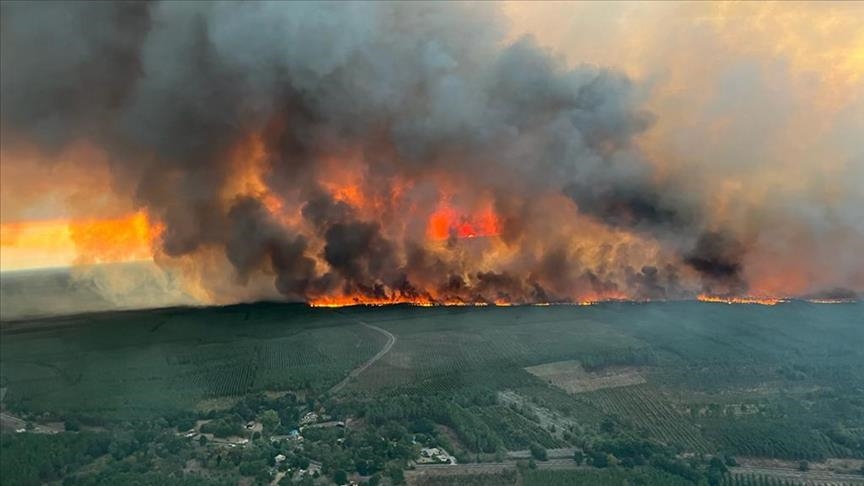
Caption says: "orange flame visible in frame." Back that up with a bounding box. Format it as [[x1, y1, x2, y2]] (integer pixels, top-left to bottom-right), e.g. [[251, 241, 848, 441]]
[[427, 204, 501, 240], [1, 211, 161, 271], [697, 294, 786, 306]]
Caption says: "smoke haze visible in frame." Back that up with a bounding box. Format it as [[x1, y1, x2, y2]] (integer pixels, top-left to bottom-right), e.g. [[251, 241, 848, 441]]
[[1, 1, 861, 307]]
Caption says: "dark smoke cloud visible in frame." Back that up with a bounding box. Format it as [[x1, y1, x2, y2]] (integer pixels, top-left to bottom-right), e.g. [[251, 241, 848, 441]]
[[226, 196, 314, 297], [1, 1, 773, 302], [684, 231, 747, 295], [323, 222, 396, 290], [302, 193, 353, 231]]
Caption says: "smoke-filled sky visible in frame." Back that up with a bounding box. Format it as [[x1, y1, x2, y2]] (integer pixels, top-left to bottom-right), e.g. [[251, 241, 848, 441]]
[[1, 1, 862, 305]]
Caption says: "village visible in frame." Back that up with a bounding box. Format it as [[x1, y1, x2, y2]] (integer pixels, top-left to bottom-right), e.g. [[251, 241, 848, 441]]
[[167, 399, 459, 485]]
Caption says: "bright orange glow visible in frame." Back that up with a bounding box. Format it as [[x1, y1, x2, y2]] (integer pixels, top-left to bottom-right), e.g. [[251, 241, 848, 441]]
[[328, 183, 365, 208], [223, 133, 286, 217], [68, 211, 162, 265], [310, 295, 454, 308], [308, 288, 632, 308], [427, 204, 501, 240], [697, 294, 786, 306], [1, 211, 161, 271]]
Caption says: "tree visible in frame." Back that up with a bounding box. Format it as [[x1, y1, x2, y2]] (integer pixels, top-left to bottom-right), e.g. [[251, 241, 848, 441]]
[[798, 460, 810, 472], [333, 470, 348, 484], [239, 460, 262, 476], [387, 465, 405, 484], [600, 417, 616, 434], [708, 457, 727, 471], [708, 457, 729, 486], [573, 450, 585, 465], [259, 409, 280, 435], [591, 451, 609, 468], [529, 443, 548, 461], [198, 435, 208, 446]]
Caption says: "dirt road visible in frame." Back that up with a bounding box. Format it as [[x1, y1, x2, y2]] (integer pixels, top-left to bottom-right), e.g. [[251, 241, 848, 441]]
[[329, 319, 396, 394], [0, 411, 63, 434]]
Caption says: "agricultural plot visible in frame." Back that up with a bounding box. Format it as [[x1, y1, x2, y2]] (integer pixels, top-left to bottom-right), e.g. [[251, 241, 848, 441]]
[[349, 305, 647, 391], [409, 466, 717, 486], [521, 467, 698, 486], [0, 304, 385, 419], [723, 472, 864, 486], [578, 384, 715, 453], [524, 360, 646, 393], [470, 404, 566, 450], [408, 467, 519, 486], [340, 302, 863, 460], [2, 300, 862, 466]]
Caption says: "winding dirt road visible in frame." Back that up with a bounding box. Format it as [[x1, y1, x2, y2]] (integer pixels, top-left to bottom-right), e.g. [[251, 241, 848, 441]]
[[329, 319, 396, 394]]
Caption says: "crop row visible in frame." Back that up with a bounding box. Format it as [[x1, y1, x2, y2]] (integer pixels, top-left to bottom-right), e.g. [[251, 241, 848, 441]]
[[579, 385, 714, 453]]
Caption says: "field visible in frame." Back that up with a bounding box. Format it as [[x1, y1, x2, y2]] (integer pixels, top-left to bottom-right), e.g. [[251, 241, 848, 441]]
[[524, 360, 646, 393], [2, 300, 863, 484], [0, 304, 387, 419]]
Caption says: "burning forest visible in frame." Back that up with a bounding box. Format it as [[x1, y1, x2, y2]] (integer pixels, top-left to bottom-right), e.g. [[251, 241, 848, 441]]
[[1, 2, 862, 307]]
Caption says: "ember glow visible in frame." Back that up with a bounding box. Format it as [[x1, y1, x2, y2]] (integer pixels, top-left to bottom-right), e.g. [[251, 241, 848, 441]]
[[0, 212, 160, 271], [427, 204, 501, 241], [0, 2, 861, 307], [696, 295, 787, 307]]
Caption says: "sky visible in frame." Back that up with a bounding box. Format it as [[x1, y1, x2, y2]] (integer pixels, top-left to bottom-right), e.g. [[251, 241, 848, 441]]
[[0, 1, 861, 303]]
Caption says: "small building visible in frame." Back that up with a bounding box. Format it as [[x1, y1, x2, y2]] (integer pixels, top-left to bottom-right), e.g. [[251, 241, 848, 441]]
[[244, 421, 263, 433], [300, 412, 319, 425], [419, 447, 455, 464]]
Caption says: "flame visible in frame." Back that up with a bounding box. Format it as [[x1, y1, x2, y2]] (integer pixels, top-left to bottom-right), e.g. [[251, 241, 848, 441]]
[[310, 295, 458, 307], [427, 203, 501, 240], [697, 294, 787, 306], [308, 287, 633, 308], [68, 211, 162, 265], [223, 133, 287, 217], [1, 211, 161, 271]]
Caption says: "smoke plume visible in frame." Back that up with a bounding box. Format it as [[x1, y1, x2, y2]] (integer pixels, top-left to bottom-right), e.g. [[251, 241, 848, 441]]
[[1, 1, 861, 305]]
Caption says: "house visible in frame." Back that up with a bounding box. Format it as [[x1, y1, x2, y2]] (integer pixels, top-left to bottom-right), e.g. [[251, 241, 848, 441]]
[[297, 460, 322, 478], [244, 421, 263, 433], [419, 447, 455, 464], [274, 454, 286, 464], [299, 412, 319, 425]]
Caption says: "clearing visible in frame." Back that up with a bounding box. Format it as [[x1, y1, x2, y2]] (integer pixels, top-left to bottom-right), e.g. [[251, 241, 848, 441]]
[[524, 359, 645, 394]]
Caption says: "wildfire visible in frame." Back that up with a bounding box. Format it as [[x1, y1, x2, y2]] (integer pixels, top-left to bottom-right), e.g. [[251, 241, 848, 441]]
[[697, 294, 787, 306], [310, 295, 460, 307], [308, 289, 636, 308], [0, 211, 161, 271], [427, 204, 501, 240], [309, 298, 640, 308]]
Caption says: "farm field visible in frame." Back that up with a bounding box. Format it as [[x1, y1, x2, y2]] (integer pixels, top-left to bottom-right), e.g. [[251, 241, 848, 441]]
[[0, 303, 387, 419], [2, 301, 863, 485]]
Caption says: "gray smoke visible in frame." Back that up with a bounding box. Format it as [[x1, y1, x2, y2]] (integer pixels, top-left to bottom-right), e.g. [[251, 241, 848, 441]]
[[1, 1, 774, 302]]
